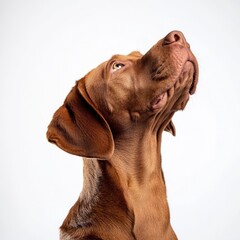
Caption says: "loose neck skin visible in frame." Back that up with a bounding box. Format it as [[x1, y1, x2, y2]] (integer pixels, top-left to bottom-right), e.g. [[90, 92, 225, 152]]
[[107, 125, 177, 240], [111, 126, 163, 189]]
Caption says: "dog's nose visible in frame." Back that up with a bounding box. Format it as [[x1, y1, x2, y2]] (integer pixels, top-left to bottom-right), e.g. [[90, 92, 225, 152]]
[[162, 31, 187, 46]]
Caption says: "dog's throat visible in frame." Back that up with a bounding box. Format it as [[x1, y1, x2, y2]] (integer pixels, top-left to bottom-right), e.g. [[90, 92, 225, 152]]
[[107, 133, 175, 239]]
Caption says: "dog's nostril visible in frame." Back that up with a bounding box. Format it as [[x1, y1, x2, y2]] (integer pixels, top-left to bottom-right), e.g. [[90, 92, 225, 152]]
[[163, 31, 185, 46], [174, 34, 180, 42]]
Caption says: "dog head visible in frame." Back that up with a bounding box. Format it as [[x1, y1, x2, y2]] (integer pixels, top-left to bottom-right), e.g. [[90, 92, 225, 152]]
[[47, 31, 198, 159]]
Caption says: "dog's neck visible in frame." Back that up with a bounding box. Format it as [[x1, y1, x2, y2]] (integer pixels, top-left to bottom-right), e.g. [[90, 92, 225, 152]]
[[112, 128, 163, 187], [109, 127, 175, 239], [62, 127, 177, 239]]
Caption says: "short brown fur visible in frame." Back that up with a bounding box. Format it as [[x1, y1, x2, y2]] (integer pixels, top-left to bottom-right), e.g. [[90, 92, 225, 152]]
[[47, 31, 198, 240]]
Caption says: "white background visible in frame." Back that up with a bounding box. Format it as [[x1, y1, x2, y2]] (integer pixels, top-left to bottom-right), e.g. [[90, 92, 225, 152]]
[[1, 0, 240, 239]]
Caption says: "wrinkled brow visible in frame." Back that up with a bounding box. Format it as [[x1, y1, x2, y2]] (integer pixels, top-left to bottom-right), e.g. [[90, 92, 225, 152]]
[[108, 54, 128, 64]]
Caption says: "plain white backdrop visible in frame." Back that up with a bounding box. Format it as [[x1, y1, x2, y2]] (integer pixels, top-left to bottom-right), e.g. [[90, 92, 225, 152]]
[[1, 0, 240, 239]]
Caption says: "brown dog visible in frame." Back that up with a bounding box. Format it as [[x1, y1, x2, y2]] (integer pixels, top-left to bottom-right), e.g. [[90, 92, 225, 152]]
[[47, 31, 198, 240]]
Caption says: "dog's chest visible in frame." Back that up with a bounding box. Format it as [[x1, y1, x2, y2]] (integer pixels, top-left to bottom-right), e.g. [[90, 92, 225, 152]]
[[124, 179, 173, 239]]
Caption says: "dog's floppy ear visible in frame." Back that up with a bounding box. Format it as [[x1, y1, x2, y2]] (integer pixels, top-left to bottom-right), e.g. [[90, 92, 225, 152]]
[[46, 78, 114, 159], [164, 120, 176, 136]]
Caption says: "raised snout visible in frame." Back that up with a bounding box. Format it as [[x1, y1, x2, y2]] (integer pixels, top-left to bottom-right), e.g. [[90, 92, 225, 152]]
[[162, 31, 198, 94], [141, 30, 198, 97]]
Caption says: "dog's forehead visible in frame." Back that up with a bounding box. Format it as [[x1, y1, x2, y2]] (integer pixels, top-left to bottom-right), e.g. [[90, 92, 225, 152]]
[[109, 51, 142, 62]]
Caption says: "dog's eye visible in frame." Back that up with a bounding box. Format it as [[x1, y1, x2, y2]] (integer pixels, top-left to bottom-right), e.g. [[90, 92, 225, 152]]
[[112, 62, 125, 72]]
